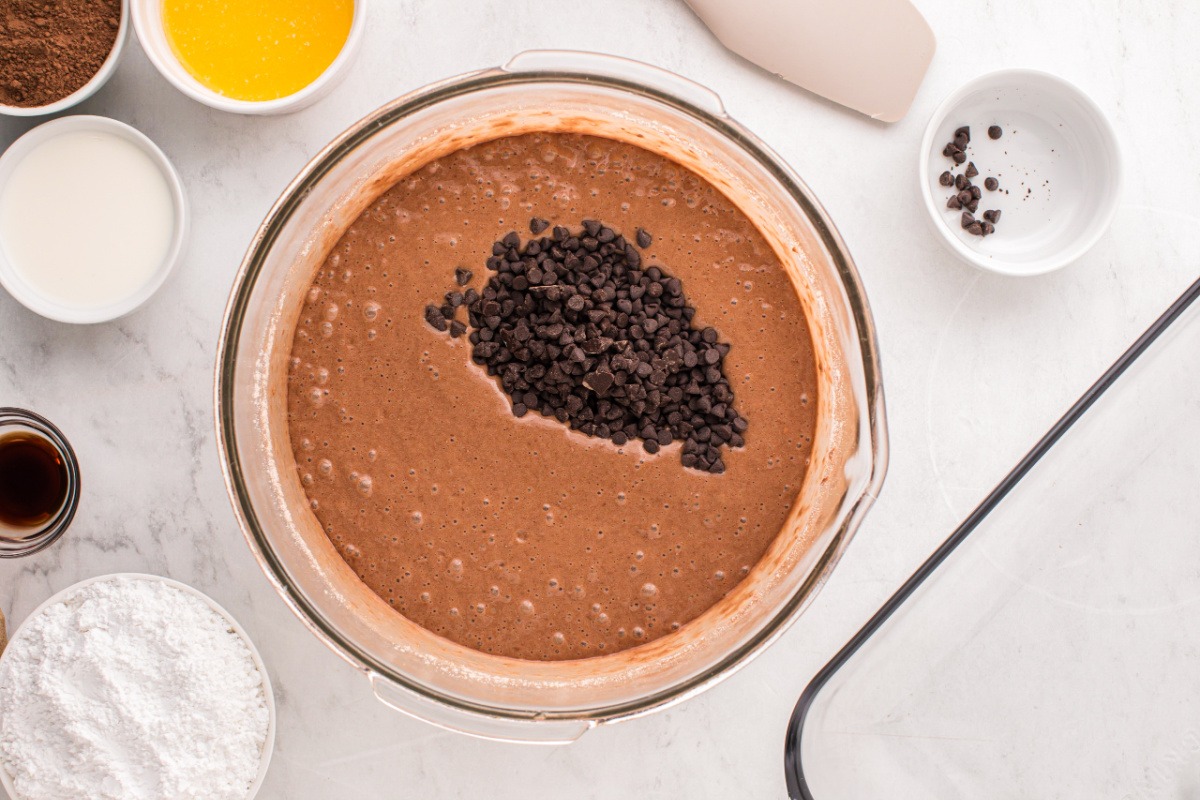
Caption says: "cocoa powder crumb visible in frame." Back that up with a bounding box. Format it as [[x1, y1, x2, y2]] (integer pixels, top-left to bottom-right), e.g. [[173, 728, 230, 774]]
[[0, 0, 121, 108]]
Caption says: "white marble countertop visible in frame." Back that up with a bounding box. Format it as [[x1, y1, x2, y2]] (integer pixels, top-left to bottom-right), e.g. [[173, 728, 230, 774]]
[[2, 1, 1198, 797]]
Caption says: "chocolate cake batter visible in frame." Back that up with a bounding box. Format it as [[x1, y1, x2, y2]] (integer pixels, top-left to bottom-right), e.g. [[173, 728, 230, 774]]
[[287, 132, 818, 661]]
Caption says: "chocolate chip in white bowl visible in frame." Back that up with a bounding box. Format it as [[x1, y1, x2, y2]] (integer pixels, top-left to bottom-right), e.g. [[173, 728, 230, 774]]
[[924, 71, 1120, 274]]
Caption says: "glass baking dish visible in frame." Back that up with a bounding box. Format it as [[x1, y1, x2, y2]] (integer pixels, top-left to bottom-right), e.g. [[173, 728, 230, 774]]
[[216, 51, 887, 743], [787, 275, 1200, 797]]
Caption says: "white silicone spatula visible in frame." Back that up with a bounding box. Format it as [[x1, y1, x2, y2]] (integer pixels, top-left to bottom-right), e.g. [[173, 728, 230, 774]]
[[685, 0, 936, 123]]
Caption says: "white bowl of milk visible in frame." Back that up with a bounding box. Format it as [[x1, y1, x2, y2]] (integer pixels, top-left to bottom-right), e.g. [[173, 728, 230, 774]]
[[0, 116, 187, 324]]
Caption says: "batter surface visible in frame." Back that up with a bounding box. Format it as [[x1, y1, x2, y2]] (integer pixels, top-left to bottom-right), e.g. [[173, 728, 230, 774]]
[[286, 132, 817, 661]]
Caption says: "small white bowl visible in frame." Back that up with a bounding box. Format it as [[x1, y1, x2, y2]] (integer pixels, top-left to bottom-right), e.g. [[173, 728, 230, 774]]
[[0, 115, 188, 324], [919, 69, 1122, 276], [0, 573, 276, 800], [0, 0, 130, 117], [132, 0, 366, 115]]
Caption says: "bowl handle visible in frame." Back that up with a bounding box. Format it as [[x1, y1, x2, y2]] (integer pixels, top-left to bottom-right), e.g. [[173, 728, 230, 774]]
[[503, 50, 726, 118], [368, 671, 594, 745]]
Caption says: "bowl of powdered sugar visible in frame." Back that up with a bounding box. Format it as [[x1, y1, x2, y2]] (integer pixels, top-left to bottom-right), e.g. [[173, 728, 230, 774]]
[[0, 574, 274, 800]]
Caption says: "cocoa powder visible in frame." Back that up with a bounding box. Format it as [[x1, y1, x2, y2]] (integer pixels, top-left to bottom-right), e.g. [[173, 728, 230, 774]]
[[0, 0, 121, 108]]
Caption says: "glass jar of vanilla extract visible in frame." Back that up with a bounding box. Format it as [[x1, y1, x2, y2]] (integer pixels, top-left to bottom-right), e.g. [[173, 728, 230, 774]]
[[0, 408, 79, 557]]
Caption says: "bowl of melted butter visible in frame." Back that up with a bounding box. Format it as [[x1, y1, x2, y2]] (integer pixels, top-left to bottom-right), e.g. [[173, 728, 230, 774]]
[[132, 0, 364, 114]]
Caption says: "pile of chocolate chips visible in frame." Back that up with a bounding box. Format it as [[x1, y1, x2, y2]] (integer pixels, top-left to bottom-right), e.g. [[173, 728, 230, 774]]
[[424, 219, 747, 474], [939, 125, 1003, 237]]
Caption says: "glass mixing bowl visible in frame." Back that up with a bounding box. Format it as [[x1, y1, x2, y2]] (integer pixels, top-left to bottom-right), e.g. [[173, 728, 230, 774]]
[[216, 51, 887, 743]]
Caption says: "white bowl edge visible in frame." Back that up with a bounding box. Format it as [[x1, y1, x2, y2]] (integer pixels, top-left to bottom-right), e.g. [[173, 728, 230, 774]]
[[918, 68, 1123, 277], [131, 0, 366, 115], [0, 115, 189, 324], [0, 572, 277, 800], [0, 0, 131, 118]]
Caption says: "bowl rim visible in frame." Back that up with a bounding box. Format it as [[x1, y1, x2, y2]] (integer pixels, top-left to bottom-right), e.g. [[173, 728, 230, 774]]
[[130, 0, 366, 114], [0, 0, 130, 118], [214, 53, 889, 730], [0, 572, 276, 800], [0, 114, 189, 324], [918, 67, 1123, 277]]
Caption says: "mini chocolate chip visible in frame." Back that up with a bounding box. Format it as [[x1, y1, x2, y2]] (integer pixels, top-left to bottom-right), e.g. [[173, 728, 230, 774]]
[[939, 171, 954, 187], [955, 173, 969, 191], [953, 151, 967, 164], [455, 267, 473, 286], [961, 211, 976, 229], [983, 209, 1002, 224], [965, 162, 979, 179], [981, 221, 995, 236], [984, 177, 999, 191], [635, 228, 653, 248], [967, 222, 984, 236], [988, 125, 1003, 140], [529, 217, 550, 234], [424, 304, 448, 332], [970, 185, 982, 200], [583, 369, 615, 395], [449, 320, 467, 338], [955, 125, 971, 143], [947, 194, 962, 210]]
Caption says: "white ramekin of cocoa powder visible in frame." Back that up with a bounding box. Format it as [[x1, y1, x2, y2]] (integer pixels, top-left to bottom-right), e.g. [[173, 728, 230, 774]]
[[0, 0, 128, 117]]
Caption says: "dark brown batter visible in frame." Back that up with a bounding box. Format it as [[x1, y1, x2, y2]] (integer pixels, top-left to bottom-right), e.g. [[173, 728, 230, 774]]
[[286, 132, 817, 661]]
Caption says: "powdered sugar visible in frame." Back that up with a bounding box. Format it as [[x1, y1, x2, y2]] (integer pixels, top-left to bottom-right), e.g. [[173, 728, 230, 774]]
[[0, 576, 270, 800]]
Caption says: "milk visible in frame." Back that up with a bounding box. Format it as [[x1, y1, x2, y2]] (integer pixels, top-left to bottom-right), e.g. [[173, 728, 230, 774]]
[[0, 130, 175, 310]]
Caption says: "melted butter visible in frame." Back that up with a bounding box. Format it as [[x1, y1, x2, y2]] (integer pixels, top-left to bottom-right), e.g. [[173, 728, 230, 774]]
[[162, 0, 353, 101]]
